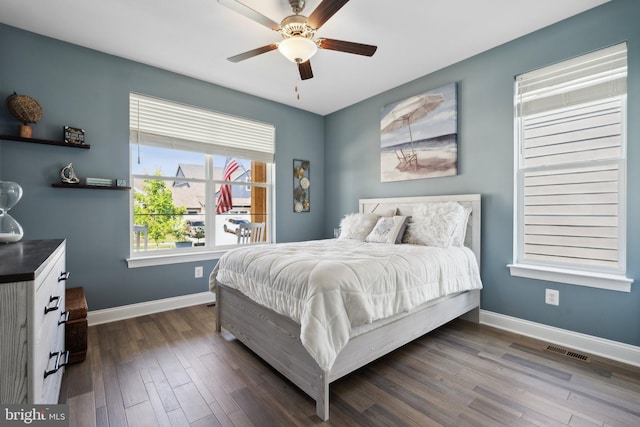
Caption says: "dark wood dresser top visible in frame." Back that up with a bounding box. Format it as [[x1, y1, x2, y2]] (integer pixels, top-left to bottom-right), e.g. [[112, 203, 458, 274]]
[[0, 239, 65, 284]]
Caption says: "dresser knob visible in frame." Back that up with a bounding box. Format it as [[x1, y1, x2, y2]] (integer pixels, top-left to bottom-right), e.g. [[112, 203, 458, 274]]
[[58, 271, 70, 282]]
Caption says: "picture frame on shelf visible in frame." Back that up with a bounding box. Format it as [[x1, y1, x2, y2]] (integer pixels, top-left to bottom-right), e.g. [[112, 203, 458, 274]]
[[63, 126, 85, 145]]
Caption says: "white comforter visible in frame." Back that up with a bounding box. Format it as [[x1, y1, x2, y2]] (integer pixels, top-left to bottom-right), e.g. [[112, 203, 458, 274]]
[[210, 239, 482, 372]]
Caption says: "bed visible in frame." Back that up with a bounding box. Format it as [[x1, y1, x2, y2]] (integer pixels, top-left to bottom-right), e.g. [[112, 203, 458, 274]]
[[209, 194, 482, 420]]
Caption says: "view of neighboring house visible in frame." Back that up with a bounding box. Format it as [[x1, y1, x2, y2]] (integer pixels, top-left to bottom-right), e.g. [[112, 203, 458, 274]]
[[172, 163, 252, 214], [171, 164, 206, 216], [134, 162, 253, 218]]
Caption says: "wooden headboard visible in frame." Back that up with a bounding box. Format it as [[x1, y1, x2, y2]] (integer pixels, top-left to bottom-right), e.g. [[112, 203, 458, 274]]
[[359, 194, 481, 265]]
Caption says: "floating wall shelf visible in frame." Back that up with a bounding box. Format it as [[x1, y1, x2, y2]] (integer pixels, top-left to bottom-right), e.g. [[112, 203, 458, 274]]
[[0, 134, 90, 149], [52, 183, 130, 191]]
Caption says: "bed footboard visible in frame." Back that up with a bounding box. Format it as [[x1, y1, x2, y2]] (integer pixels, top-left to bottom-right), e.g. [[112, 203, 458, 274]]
[[216, 284, 330, 419]]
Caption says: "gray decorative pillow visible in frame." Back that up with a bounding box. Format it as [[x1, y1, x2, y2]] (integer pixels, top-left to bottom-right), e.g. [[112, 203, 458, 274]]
[[338, 213, 379, 241], [365, 216, 409, 244]]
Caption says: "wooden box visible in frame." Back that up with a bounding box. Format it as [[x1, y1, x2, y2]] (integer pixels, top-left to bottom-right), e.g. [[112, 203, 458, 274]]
[[65, 287, 88, 364]]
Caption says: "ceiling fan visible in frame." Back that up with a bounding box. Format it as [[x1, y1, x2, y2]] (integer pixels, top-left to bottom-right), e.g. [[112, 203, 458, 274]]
[[219, 0, 377, 80]]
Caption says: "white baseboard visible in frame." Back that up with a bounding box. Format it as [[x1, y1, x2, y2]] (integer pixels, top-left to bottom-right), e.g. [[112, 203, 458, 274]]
[[87, 291, 216, 326], [480, 309, 640, 368]]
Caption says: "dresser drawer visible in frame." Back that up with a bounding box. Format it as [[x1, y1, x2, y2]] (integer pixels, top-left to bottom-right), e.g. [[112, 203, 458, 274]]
[[33, 321, 67, 403], [42, 324, 67, 404]]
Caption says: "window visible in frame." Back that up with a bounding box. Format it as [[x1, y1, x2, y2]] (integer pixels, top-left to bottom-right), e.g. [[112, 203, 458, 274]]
[[509, 43, 633, 292], [128, 93, 275, 266]]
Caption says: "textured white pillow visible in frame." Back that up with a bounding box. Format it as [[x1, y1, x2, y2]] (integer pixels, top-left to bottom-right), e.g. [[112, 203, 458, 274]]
[[404, 202, 464, 247], [451, 206, 472, 246], [365, 216, 409, 244], [338, 213, 379, 241]]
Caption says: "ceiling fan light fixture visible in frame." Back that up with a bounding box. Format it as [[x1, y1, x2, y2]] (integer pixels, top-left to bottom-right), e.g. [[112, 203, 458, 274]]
[[278, 37, 317, 63]]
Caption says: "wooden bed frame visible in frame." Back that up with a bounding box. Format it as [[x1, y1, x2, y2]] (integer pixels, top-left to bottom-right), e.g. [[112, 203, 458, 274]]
[[215, 194, 482, 420]]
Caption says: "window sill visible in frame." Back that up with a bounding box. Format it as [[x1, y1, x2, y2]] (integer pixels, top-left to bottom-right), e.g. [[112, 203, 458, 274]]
[[507, 263, 633, 292], [127, 249, 226, 268]]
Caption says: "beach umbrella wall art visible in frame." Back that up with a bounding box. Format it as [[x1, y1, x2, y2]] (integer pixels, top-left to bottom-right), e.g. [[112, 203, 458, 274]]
[[380, 82, 458, 182]]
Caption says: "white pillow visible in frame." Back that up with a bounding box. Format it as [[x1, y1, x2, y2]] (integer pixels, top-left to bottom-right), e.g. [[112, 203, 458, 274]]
[[404, 202, 464, 247], [338, 213, 379, 241], [365, 216, 409, 244], [451, 206, 472, 246]]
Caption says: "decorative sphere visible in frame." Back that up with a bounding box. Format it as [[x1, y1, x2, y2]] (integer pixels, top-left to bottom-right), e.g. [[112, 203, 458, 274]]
[[6, 92, 43, 124]]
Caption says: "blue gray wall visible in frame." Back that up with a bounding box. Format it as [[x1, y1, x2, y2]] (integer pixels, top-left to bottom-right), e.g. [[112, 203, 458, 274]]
[[325, 0, 640, 347], [0, 24, 325, 310]]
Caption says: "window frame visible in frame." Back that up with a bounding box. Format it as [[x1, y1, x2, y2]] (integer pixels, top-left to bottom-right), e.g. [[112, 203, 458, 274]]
[[508, 43, 633, 292], [126, 94, 275, 268]]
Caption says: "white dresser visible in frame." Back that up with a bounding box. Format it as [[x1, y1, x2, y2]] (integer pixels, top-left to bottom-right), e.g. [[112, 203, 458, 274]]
[[0, 239, 68, 404]]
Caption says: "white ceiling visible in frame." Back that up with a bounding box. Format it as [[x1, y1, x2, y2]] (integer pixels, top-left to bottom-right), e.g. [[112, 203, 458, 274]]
[[1, 0, 610, 116]]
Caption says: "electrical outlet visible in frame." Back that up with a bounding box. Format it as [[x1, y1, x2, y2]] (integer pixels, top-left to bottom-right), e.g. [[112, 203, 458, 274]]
[[194, 266, 203, 278], [545, 288, 559, 306]]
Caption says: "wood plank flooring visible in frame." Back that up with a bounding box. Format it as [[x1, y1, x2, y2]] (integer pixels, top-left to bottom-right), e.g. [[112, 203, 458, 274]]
[[59, 304, 640, 426]]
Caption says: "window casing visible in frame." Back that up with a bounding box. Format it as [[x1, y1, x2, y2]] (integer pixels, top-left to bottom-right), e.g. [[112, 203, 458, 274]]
[[509, 43, 633, 292], [128, 93, 275, 266]]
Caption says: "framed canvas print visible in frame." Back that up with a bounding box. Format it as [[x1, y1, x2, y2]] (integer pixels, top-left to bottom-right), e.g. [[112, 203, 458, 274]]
[[380, 82, 458, 182]]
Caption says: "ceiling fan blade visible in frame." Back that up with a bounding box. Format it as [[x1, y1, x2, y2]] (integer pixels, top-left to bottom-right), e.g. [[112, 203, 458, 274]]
[[306, 0, 350, 30], [218, 0, 280, 31], [317, 38, 377, 56], [227, 43, 278, 62], [298, 60, 313, 80]]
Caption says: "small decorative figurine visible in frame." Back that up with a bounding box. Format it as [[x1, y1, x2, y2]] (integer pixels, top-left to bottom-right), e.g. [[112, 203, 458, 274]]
[[60, 163, 80, 184]]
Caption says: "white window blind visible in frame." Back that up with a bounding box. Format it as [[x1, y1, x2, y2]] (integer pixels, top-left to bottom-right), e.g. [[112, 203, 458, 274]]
[[513, 43, 628, 282], [516, 43, 627, 116], [130, 93, 275, 163]]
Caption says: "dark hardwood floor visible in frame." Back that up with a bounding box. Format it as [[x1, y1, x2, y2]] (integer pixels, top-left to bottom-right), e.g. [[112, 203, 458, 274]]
[[59, 304, 640, 426]]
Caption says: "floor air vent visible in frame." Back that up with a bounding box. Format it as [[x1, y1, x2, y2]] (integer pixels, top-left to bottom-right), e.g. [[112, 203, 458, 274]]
[[545, 345, 591, 362]]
